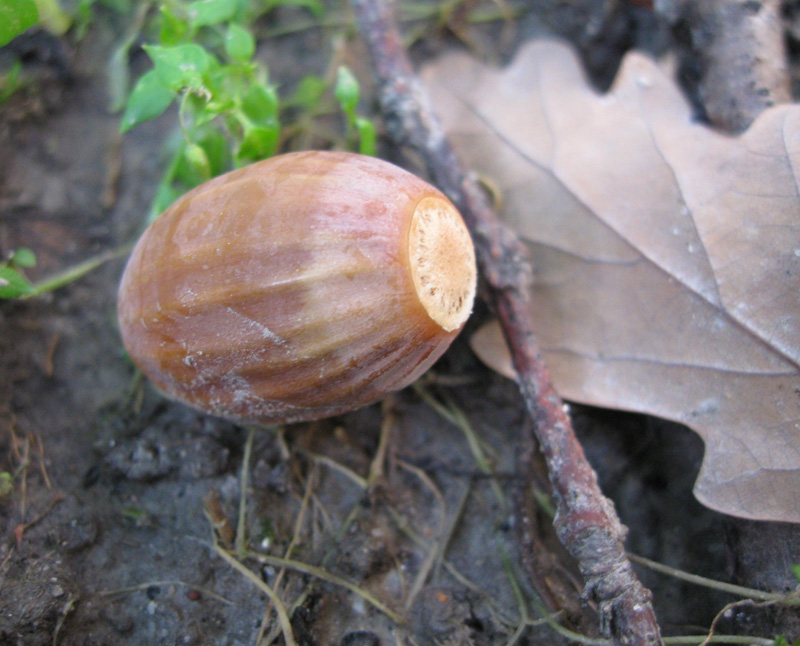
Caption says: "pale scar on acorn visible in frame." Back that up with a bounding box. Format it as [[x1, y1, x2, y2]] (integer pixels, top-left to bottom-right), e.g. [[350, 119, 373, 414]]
[[117, 151, 477, 425]]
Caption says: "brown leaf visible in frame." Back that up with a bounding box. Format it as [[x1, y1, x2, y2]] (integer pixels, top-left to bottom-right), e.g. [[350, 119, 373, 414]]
[[422, 41, 800, 523]]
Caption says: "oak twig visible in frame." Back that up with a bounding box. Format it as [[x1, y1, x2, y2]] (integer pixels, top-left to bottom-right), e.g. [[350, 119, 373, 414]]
[[348, 1, 663, 644]]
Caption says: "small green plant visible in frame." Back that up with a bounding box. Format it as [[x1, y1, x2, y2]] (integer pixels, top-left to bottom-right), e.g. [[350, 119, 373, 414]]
[[0, 0, 74, 109], [0, 0, 71, 46], [119, 0, 380, 220], [0, 0, 380, 300], [334, 65, 376, 156], [119, 0, 282, 218], [0, 244, 133, 300], [0, 247, 37, 298], [0, 0, 39, 47]]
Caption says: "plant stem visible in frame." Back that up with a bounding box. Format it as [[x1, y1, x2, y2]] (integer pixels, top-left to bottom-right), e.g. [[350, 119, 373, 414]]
[[25, 243, 134, 298]]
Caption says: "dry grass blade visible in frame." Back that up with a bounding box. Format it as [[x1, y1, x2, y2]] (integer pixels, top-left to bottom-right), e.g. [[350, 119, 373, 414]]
[[212, 544, 298, 646], [250, 552, 405, 625], [235, 426, 256, 556], [413, 384, 506, 508], [627, 553, 798, 604], [100, 580, 234, 605]]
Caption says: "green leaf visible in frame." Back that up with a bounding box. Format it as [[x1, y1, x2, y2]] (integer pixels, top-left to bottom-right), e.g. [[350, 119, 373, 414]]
[[0, 266, 35, 299], [149, 181, 183, 222], [224, 23, 254, 63], [355, 116, 376, 156], [32, 0, 70, 35], [107, 42, 132, 113], [334, 65, 359, 119], [144, 44, 214, 92], [236, 124, 278, 163], [74, 0, 94, 38], [186, 0, 237, 28], [200, 61, 230, 99], [193, 102, 226, 127], [175, 149, 204, 187], [159, 4, 189, 46], [0, 0, 38, 47], [0, 61, 23, 105], [791, 563, 800, 582], [120, 70, 175, 132], [183, 142, 211, 180], [241, 83, 278, 126], [290, 74, 325, 110], [198, 130, 229, 176], [181, 90, 220, 127], [11, 247, 36, 268]]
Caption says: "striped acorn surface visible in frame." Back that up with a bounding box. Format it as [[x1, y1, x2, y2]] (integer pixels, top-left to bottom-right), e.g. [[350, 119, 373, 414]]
[[117, 151, 477, 424]]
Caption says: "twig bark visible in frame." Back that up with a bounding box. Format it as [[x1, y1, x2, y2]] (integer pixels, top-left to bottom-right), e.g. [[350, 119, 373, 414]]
[[514, 417, 598, 635], [348, 1, 663, 644]]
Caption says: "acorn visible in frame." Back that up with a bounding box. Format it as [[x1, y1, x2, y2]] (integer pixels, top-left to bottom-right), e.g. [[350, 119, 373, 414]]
[[117, 151, 477, 424]]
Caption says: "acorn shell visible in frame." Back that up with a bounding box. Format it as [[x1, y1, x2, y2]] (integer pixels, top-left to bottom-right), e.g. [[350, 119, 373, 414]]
[[117, 151, 476, 424]]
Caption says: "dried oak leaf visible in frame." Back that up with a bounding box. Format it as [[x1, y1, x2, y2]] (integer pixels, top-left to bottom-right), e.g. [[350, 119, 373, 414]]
[[422, 41, 800, 523]]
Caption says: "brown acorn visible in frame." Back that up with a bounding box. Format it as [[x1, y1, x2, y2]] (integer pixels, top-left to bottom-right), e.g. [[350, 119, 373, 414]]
[[117, 151, 477, 424]]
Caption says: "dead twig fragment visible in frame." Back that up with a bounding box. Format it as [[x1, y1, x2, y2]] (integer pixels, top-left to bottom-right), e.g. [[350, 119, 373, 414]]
[[514, 417, 589, 632], [203, 489, 236, 550], [44, 333, 59, 378], [348, 1, 662, 643]]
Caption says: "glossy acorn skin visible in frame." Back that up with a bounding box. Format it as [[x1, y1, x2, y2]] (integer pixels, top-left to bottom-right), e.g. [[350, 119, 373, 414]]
[[117, 151, 473, 424]]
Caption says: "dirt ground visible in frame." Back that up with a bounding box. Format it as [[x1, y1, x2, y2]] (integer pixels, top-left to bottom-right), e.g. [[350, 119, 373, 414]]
[[1, 1, 799, 645]]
